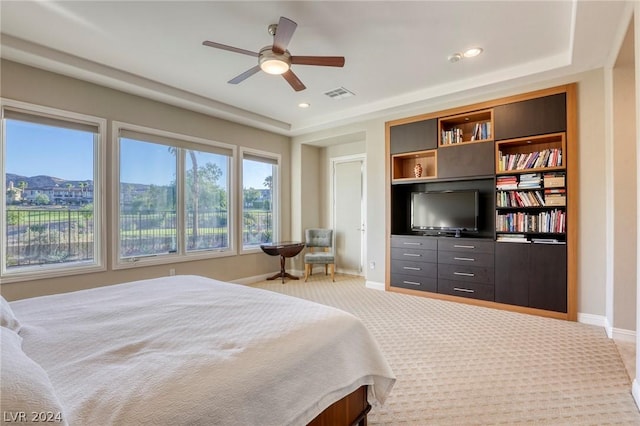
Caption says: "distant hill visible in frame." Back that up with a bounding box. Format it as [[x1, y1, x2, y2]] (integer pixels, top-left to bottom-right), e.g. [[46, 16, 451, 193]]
[[6, 173, 92, 189]]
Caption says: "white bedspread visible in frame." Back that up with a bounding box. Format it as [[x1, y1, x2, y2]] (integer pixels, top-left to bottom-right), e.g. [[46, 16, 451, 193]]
[[11, 275, 395, 425]]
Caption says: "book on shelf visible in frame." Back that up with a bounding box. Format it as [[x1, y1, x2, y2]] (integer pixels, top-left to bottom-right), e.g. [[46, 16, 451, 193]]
[[545, 195, 566, 206], [544, 188, 566, 194], [497, 234, 530, 243], [543, 172, 565, 188], [518, 173, 541, 189], [496, 175, 518, 190], [531, 238, 566, 244]]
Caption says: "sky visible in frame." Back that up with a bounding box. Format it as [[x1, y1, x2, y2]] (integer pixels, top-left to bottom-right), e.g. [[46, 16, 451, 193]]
[[5, 119, 270, 188]]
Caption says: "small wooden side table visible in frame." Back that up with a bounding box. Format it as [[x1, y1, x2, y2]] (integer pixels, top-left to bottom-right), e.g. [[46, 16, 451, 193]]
[[260, 241, 305, 283]]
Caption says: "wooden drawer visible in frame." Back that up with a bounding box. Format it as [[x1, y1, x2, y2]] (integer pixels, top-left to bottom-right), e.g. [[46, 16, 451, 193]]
[[391, 235, 437, 250], [391, 247, 437, 263], [437, 250, 494, 268], [438, 279, 494, 301], [438, 238, 494, 254], [391, 273, 437, 292], [437, 263, 494, 285], [391, 260, 437, 278]]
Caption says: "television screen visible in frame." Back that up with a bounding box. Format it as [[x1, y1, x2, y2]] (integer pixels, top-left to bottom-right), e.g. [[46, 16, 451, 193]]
[[411, 190, 478, 232]]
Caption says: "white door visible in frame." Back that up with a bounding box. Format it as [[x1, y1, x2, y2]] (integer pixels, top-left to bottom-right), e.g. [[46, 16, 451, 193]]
[[332, 157, 365, 275]]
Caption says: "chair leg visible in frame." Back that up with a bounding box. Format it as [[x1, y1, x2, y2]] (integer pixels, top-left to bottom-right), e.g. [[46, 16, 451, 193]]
[[324, 264, 328, 275], [304, 264, 310, 282], [330, 264, 335, 282]]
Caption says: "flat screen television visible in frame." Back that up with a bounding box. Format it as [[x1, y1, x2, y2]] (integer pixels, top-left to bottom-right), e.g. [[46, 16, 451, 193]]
[[411, 190, 479, 235]]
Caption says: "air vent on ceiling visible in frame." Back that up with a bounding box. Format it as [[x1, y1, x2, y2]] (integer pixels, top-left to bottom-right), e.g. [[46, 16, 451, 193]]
[[324, 87, 355, 99]]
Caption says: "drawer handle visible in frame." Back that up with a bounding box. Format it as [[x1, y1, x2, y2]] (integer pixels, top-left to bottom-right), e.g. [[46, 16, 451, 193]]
[[403, 266, 421, 271], [403, 242, 421, 246], [453, 244, 475, 249], [453, 287, 475, 293], [403, 253, 421, 257], [454, 272, 475, 277], [454, 257, 475, 262], [403, 280, 420, 286]]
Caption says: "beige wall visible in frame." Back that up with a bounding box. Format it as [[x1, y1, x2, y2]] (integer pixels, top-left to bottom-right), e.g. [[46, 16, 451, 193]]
[[294, 68, 610, 317], [1, 60, 292, 300], [613, 20, 637, 332]]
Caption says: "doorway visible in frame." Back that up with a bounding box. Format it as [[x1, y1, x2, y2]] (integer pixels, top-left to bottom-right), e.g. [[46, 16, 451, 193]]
[[331, 155, 365, 276]]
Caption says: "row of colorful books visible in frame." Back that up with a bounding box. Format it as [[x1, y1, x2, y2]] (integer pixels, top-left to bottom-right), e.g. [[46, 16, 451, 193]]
[[497, 148, 562, 171], [495, 209, 566, 233]]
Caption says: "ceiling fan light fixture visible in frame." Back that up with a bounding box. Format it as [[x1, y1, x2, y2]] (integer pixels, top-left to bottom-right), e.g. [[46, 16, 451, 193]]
[[260, 58, 290, 75], [259, 48, 291, 75]]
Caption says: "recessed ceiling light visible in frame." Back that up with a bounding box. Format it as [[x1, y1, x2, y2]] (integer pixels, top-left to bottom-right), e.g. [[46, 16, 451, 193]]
[[298, 102, 310, 108], [463, 47, 483, 58], [448, 53, 462, 63]]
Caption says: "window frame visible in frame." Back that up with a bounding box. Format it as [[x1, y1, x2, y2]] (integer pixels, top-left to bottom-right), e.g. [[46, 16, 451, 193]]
[[112, 121, 237, 270], [1, 99, 107, 283], [239, 147, 281, 254]]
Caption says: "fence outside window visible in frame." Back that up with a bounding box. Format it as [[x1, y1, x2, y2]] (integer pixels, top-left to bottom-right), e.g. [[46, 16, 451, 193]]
[[5, 208, 273, 267]]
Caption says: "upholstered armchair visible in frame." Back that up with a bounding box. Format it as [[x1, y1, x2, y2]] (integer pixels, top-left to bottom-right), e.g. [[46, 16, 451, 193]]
[[304, 228, 335, 282]]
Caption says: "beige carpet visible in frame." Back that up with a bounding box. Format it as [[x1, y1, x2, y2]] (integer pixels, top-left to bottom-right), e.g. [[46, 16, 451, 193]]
[[251, 274, 640, 425]]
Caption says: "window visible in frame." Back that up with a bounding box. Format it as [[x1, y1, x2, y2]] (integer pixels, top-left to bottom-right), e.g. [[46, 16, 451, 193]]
[[115, 124, 234, 266], [1, 101, 105, 281], [241, 149, 279, 251]]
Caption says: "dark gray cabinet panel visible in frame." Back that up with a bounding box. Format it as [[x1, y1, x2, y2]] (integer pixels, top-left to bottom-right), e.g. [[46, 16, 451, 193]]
[[390, 235, 438, 293], [436, 238, 494, 301], [390, 119, 437, 154], [495, 243, 530, 306], [437, 142, 495, 179], [529, 244, 567, 313], [494, 93, 566, 141], [494, 242, 566, 313]]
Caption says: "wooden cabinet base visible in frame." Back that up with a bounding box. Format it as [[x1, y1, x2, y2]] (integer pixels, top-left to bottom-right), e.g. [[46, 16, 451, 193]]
[[307, 385, 370, 426], [385, 285, 573, 321]]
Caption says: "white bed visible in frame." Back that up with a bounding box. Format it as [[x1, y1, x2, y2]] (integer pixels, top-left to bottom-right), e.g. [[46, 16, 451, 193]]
[[1, 275, 395, 425]]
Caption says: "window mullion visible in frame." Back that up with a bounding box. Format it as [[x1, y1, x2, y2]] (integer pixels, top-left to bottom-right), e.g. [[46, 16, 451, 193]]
[[177, 148, 186, 255]]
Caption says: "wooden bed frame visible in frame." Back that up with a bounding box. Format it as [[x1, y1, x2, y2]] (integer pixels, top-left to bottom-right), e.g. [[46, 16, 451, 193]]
[[308, 386, 370, 426]]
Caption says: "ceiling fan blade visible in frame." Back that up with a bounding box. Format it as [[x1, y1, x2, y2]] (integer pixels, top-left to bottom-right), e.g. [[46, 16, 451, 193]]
[[290, 56, 345, 67], [228, 65, 261, 84], [282, 70, 306, 92], [272, 17, 297, 54], [202, 40, 259, 57]]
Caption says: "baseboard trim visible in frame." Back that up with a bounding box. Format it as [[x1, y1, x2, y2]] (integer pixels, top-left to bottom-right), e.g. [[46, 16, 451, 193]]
[[578, 312, 607, 328], [612, 327, 637, 343], [231, 273, 276, 285], [365, 280, 385, 291], [633, 379, 640, 411]]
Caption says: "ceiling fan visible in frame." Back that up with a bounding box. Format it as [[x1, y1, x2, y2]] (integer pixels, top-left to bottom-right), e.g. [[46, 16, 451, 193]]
[[202, 16, 345, 92]]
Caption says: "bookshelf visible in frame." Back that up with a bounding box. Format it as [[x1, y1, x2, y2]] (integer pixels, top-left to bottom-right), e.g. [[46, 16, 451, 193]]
[[438, 109, 493, 146], [385, 84, 577, 320], [495, 133, 567, 243], [496, 133, 565, 173]]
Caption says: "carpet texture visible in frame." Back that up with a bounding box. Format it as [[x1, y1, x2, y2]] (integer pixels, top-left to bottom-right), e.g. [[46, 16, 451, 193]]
[[251, 274, 640, 425]]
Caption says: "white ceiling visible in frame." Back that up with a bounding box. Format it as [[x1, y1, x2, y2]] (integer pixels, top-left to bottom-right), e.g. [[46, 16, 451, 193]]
[[0, 1, 629, 136]]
